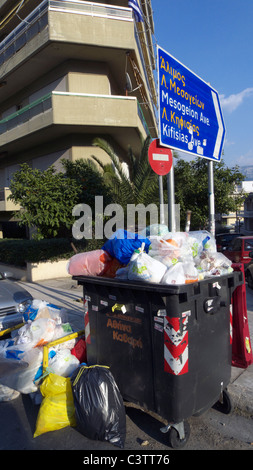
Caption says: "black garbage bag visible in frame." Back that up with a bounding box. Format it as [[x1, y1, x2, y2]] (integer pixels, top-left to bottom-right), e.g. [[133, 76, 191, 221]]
[[71, 365, 126, 448]]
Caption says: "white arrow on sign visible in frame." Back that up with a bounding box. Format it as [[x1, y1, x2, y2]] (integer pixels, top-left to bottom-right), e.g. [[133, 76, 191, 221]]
[[211, 90, 225, 160]]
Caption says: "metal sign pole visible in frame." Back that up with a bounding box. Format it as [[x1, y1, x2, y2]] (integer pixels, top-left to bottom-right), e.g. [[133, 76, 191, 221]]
[[148, 139, 173, 228], [159, 175, 165, 224], [167, 156, 176, 232], [208, 160, 215, 237]]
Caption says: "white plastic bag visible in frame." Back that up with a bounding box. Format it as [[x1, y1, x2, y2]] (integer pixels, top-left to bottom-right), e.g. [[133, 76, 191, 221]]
[[51, 323, 76, 351], [161, 263, 186, 285], [23, 299, 49, 322], [47, 305, 68, 324], [128, 243, 166, 283], [16, 318, 56, 348], [23, 299, 67, 324], [0, 347, 43, 394], [115, 266, 129, 280], [196, 251, 233, 277], [139, 224, 170, 238], [149, 233, 192, 265], [49, 349, 80, 377], [189, 230, 217, 257], [148, 236, 180, 267], [0, 384, 20, 402], [183, 258, 199, 283]]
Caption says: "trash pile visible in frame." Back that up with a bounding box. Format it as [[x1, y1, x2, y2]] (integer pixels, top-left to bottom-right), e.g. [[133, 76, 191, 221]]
[[0, 300, 126, 448], [0, 300, 80, 396], [0, 225, 234, 449], [67, 225, 233, 285]]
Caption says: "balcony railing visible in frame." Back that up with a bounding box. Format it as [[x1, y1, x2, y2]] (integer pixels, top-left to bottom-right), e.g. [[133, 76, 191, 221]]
[[0, 0, 133, 67], [0, 1, 48, 66], [0, 93, 52, 134], [49, 0, 133, 20], [0, 91, 150, 136], [0, 0, 157, 124]]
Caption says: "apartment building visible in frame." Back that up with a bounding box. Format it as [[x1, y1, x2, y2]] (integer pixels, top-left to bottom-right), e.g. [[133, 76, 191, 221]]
[[0, 0, 158, 235], [243, 192, 253, 235]]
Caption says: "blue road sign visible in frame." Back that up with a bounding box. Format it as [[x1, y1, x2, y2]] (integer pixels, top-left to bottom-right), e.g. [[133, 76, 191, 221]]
[[158, 45, 225, 161]]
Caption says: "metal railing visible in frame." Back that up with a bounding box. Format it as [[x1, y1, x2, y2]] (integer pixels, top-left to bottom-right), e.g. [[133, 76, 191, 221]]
[[0, 1, 48, 66], [0, 93, 52, 134], [49, 0, 132, 21], [0, 91, 149, 135], [0, 0, 133, 67]]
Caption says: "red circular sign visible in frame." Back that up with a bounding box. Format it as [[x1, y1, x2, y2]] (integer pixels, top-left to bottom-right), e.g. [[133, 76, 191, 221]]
[[148, 139, 173, 176]]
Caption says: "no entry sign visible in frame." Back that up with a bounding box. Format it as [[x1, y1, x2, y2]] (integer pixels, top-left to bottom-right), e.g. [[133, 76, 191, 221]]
[[148, 139, 173, 176]]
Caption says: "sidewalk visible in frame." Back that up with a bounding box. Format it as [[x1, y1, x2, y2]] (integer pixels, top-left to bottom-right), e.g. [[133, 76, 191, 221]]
[[229, 284, 253, 416], [17, 276, 253, 417]]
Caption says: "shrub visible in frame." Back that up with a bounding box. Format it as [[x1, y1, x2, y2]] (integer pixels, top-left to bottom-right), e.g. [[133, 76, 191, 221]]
[[0, 238, 103, 267]]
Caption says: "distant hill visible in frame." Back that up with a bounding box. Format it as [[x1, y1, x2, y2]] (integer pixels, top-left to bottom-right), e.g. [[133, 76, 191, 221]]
[[240, 166, 253, 180]]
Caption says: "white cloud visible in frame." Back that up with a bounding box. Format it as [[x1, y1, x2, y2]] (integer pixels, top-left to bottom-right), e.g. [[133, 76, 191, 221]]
[[220, 88, 253, 113], [237, 149, 253, 166], [224, 137, 235, 147]]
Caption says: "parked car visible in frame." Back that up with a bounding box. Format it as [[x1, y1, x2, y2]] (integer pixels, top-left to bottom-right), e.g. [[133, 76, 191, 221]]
[[223, 236, 253, 289], [216, 232, 241, 252], [223, 236, 253, 264], [245, 264, 253, 289], [0, 272, 32, 331]]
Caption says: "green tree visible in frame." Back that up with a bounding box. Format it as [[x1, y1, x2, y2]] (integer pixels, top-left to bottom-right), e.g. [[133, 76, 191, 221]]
[[90, 137, 162, 229], [91, 137, 160, 208], [174, 158, 246, 230], [61, 157, 114, 211], [8, 163, 81, 239]]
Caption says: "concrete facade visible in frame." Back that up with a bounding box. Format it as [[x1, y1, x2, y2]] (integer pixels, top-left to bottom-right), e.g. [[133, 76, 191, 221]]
[[0, 0, 158, 233]]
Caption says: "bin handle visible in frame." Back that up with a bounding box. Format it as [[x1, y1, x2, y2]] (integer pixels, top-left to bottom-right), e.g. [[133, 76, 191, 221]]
[[112, 303, 127, 314], [204, 296, 222, 314]]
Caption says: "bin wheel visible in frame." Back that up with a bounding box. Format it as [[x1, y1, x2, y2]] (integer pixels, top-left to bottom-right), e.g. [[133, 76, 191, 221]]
[[213, 390, 233, 414], [167, 421, 190, 449]]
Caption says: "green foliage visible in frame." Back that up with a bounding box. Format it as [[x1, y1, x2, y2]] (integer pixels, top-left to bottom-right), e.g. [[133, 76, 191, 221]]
[[91, 137, 160, 210], [8, 164, 81, 239], [0, 238, 103, 267], [174, 158, 246, 230], [61, 157, 114, 210]]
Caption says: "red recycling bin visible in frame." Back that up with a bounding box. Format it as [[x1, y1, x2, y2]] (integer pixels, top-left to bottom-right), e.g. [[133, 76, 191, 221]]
[[231, 263, 253, 368]]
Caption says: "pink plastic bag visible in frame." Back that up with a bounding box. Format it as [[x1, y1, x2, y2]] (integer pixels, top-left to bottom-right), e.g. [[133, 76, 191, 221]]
[[67, 250, 112, 276]]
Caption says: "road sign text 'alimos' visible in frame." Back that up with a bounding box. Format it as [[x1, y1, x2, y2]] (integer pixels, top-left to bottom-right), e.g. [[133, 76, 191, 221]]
[[158, 45, 225, 161]]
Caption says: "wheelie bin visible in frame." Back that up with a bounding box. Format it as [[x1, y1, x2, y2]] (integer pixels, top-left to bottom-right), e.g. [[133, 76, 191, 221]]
[[73, 269, 243, 448]]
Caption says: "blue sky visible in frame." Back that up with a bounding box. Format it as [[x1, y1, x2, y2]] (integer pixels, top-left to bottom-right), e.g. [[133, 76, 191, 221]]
[[152, 0, 253, 169]]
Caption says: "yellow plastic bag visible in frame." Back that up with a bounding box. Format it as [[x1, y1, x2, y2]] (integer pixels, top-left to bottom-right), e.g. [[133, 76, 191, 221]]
[[34, 373, 76, 437]]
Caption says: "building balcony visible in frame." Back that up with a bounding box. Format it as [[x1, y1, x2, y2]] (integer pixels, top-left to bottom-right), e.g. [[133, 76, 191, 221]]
[[0, 0, 157, 134], [0, 187, 20, 212], [0, 91, 150, 156]]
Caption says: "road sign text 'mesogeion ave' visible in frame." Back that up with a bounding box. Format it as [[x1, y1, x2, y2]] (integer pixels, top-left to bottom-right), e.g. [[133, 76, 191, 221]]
[[158, 45, 225, 161]]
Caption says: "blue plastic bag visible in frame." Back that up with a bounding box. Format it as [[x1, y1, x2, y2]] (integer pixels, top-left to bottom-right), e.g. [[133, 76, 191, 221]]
[[102, 229, 151, 264]]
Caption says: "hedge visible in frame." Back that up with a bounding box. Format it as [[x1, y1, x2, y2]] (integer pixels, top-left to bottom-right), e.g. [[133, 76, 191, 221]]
[[0, 238, 104, 267]]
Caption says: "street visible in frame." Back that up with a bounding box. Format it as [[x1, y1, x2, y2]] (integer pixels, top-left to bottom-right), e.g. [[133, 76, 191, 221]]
[[0, 277, 252, 453]]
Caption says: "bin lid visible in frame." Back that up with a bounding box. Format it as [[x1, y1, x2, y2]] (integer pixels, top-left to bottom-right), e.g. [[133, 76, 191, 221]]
[[72, 271, 241, 294]]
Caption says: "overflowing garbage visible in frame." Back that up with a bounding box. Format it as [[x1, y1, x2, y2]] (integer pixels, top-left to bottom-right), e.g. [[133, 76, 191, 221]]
[[0, 301, 80, 395], [0, 298, 126, 447], [0, 225, 234, 449], [67, 225, 233, 284]]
